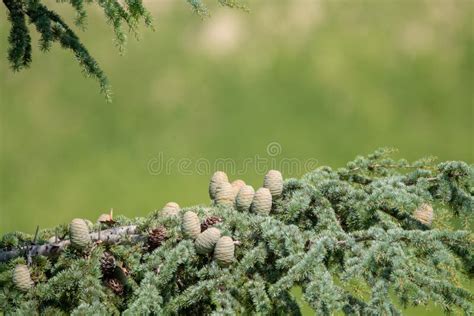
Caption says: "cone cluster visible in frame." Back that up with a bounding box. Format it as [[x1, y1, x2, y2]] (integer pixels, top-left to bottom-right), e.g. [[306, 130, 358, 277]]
[[9, 169, 284, 292], [208, 170, 284, 215], [180, 211, 235, 264]]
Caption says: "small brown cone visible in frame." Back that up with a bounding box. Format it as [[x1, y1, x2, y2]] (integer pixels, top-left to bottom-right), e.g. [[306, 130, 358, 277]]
[[251, 188, 273, 215], [195, 227, 221, 254], [236, 185, 255, 212], [209, 171, 229, 200], [98, 208, 115, 225], [106, 278, 124, 295], [414, 203, 434, 226], [100, 252, 116, 277], [148, 226, 167, 250], [161, 202, 180, 217], [70, 218, 91, 250], [182, 211, 201, 239], [13, 264, 33, 292], [201, 216, 223, 231], [263, 170, 283, 198], [215, 182, 235, 207], [214, 236, 235, 266]]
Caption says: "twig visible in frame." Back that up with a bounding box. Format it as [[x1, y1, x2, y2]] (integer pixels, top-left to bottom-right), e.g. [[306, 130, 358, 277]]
[[0, 225, 141, 262]]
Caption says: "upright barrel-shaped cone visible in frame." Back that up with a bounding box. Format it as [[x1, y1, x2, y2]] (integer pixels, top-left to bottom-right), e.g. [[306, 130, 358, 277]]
[[215, 182, 235, 207], [231, 179, 246, 197], [195, 227, 221, 254], [414, 203, 434, 226], [263, 170, 283, 198], [251, 188, 273, 215], [214, 236, 235, 266], [236, 185, 255, 212], [209, 171, 229, 200], [70, 218, 91, 249], [161, 202, 180, 217], [182, 211, 201, 239], [13, 264, 33, 292]]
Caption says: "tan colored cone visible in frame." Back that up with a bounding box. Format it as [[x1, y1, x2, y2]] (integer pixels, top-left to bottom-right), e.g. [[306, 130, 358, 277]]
[[70, 218, 91, 249], [215, 182, 235, 207], [231, 179, 246, 196], [195, 227, 221, 254], [209, 171, 229, 200], [263, 170, 283, 198], [214, 236, 235, 266], [13, 264, 33, 292], [161, 202, 180, 217], [182, 211, 201, 239], [414, 203, 434, 226], [236, 185, 255, 212], [251, 188, 273, 215]]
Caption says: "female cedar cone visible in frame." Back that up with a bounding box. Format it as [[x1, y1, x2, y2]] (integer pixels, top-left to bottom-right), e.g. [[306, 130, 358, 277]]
[[209, 171, 229, 200], [13, 264, 33, 292], [215, 182, 235, 207], [201, 216, 222, 231], [195, 227, 221, 254], [251, 188, 272, 215], [414, 203, 434, 226], [106, 278, 124, 295], [263, 170, 283, 198], [236, 185, 255, 212], [231, 179, 246, 197], [100, 252, 116, 276], [182, 211, 201, 239], [161, 202, 180, 217], [97, 208, 115, 224], [214, 236, 235, 266], [148, 227, 167, 250], [70, 218, 91, 250]]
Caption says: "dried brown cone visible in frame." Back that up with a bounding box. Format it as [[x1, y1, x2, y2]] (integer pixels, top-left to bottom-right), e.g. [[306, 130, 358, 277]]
[[413, 203, 434, 226], [100, 251, 116, 277], [106, 278, 124, 295], [148, 226, 167, 251], [201, 216, 222, 231]]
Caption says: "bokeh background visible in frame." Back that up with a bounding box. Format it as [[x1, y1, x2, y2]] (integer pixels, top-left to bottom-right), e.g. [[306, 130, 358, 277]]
[[1, 0, 473, 314]]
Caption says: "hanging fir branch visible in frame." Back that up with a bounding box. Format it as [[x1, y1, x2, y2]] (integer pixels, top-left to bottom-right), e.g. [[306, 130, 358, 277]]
[[0, 148, 472, 315], [2, 0, 248, 101]]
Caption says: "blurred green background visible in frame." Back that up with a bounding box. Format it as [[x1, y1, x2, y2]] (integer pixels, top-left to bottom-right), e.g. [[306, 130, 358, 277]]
[[0, 0, 473, 314]]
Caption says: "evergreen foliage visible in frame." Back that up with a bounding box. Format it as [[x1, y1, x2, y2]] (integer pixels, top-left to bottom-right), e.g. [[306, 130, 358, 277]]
[[0, 149, 472, 315], [2, 0, 247, 101]]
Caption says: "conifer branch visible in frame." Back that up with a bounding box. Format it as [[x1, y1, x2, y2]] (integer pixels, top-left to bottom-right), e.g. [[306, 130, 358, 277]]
[[0, 225, 139, 262], [1, 149, 472, 314], [2, 0, 247, 100]]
